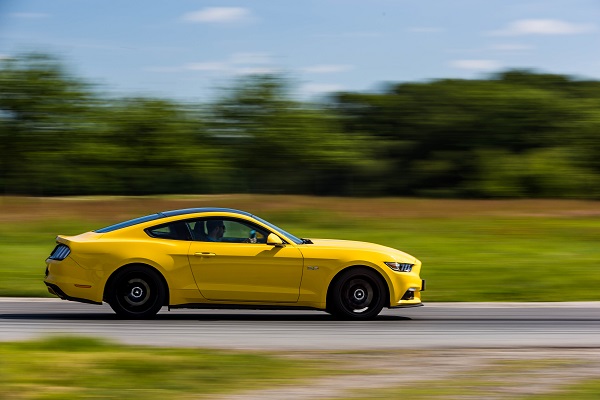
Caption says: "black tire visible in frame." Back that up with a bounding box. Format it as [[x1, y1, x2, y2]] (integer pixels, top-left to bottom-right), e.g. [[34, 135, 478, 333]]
[[106, 266, 166, 319], [328, 267, 386, 320]]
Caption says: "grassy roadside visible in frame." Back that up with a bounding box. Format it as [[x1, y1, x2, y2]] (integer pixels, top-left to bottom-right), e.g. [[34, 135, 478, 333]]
[[1, 195, 599, 301], [0, 336, 327, 400], [3, 337, 599, 400]]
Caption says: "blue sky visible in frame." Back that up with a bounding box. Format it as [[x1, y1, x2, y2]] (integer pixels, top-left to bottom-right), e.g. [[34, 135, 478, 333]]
[[1, 0, 599, 101]]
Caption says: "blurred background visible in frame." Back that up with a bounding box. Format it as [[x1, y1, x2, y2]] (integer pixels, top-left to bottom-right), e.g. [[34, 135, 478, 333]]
[[1, 0, 599, 198]]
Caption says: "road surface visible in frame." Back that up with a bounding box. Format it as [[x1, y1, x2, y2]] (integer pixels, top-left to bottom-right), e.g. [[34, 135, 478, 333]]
[[1, 299, 599, 350]]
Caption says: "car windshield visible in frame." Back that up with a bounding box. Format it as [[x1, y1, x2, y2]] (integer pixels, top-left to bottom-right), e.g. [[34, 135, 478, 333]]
[[252, 215, 303, 245], [95, 213, 163, 233]]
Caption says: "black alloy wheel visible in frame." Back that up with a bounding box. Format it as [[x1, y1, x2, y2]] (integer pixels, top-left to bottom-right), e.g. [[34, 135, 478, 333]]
[[107, 266, 166, 319], [329, 267, 386, 320]]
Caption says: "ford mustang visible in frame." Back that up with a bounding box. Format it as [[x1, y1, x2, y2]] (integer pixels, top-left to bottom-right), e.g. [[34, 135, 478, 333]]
[[44, 208, 424, 319]]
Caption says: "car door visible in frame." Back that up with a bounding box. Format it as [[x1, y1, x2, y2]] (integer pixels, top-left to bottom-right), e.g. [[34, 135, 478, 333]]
[[187, 218, 304, 303]]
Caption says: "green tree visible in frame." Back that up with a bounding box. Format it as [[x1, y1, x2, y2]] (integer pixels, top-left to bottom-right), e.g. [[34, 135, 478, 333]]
[[210, 75, 374, 195], [333, 71, 600, 198], [0, 53, 91, 195], [97, 98, 222, 195], [1, 53, 599, 199]]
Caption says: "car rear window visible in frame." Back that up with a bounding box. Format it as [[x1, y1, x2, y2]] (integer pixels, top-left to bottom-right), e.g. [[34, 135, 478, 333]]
[[145, 221, 191, 241], [94, 213, 163, 233]]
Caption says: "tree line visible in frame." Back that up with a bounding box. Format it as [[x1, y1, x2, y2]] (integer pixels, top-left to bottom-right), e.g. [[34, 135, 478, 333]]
[[1, 53, 599, 198]]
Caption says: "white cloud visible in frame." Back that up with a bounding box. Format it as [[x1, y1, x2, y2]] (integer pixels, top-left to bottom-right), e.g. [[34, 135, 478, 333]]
[[302, 64, 354, 74], [450, 59, 501, 71], [445, 47, 485, 54], [10, 12, 49, 19], [229, 52, 271, 65], [149, 50, 276, 76], [144, 66, 181, 73], [491, 19, 596, 36], [491, 43, 533, 51], [183, 62, 228, 72], [182, 7, 252, 24], [145, 62, 229, 73], [234, 67, 280, 75], [314, 32, 382, 39], [300, 83, 345, 96], [150, 56, 277, 76]]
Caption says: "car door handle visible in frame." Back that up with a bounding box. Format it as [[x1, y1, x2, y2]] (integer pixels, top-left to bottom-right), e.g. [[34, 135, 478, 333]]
[[194, 252, 216, 257]]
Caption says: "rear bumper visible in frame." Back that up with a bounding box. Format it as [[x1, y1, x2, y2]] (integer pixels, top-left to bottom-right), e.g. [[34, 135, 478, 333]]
[[44, 257, 104, 304], [44, 282, 102, 305]]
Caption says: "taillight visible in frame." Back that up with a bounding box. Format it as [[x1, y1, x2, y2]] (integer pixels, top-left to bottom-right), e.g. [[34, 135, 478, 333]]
[[48, 244, 71, 261]]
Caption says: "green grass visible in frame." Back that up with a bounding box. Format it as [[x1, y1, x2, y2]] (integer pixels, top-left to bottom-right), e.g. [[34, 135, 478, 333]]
[[0, 336, 325, 399], [1, 196, 600, 301]]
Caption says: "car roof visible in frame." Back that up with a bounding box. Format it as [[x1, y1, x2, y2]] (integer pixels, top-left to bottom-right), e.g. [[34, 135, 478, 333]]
[[95, 208, 253, 233], [160, 208, 253, 218]]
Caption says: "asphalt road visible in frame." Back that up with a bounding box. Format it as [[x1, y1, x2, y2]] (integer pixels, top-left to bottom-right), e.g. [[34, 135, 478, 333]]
[[1, 299, 599, 350]]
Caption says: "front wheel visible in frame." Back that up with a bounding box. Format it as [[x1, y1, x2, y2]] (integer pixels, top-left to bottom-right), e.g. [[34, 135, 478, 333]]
[[107, 266, 166, 319], [328, 268, 386, 320]]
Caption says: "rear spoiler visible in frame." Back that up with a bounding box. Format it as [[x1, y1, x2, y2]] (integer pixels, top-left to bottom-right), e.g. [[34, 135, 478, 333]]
[[56, 235, 73, 246]]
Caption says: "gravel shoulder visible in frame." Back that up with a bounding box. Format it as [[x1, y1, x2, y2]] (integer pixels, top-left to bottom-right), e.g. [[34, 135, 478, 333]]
[[216, 349, 600, 400]]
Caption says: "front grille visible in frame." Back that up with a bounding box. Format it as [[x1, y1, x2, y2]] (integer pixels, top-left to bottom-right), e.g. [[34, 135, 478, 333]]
[[48, 244, 71, 261]]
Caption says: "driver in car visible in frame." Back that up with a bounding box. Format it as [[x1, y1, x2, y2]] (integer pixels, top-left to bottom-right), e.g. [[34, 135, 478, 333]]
[[206, 220, 226, 242]]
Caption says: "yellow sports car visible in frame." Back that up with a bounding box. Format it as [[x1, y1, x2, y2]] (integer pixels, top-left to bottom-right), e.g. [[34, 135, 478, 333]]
[[45, 208, 424, 319]]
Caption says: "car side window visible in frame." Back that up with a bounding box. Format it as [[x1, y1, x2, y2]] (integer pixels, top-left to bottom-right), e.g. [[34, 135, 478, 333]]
[[188, 220, 208, 241], [223, 220, 268, 243], [146, 222, 191, 241], [186, 218, 268, 243]]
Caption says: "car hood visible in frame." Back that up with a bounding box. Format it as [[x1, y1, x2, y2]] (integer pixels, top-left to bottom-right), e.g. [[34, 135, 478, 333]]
[[305, 238, 417, 263]]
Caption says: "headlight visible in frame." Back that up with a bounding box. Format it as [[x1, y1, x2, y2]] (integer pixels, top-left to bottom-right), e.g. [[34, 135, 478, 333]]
[[384, 262, 413, 272]]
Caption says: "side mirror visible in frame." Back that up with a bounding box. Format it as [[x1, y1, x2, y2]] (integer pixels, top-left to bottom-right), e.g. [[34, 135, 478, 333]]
[[267, 233, 284, 247]]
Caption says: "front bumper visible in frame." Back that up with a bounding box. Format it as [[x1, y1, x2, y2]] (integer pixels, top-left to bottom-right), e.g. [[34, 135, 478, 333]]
[[389, 302, 424, 309], [389, 276, 425, 308]]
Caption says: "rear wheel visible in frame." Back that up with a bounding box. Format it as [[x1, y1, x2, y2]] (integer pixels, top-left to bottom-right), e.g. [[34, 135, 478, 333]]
[[328, 268, 386, 320], [107, 266, 166, 319]]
